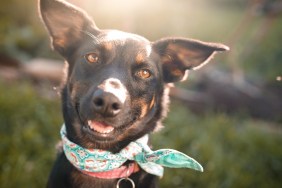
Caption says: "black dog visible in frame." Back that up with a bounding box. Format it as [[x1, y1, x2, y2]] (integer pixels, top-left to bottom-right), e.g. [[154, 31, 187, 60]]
[[39, 0, 228, 187]]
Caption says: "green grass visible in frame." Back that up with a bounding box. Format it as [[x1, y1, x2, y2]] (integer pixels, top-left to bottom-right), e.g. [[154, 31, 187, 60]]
[[0, 81, 281, 187], [0, 81, 62, 187], [153, 103, 282, 188]]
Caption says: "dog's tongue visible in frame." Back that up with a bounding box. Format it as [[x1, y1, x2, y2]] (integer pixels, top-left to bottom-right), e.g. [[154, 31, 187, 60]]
[[87, 120, 114, 134]]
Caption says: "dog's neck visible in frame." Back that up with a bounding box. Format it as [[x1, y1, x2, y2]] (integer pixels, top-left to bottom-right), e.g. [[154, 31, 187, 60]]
[[60, 124, 203, 180], [60, 124, 164, 178]]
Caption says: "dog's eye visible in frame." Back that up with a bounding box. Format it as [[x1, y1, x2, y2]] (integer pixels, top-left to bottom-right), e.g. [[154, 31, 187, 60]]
[[136, 69, 152, 79], [85, 53, 99, 64]]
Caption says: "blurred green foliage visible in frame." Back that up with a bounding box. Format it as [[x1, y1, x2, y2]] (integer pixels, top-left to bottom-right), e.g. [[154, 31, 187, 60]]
[[0, 81, 281, 188], [153, 103, 282, 188], [0, 0, 58, 59], [0, 81, 62, 187]]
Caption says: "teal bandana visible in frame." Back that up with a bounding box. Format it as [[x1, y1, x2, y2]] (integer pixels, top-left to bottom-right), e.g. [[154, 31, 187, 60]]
[[61, 124, 203, 177]]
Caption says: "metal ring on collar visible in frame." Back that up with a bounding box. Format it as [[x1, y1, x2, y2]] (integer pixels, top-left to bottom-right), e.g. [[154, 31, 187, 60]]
[[116, 177, 135, 188]]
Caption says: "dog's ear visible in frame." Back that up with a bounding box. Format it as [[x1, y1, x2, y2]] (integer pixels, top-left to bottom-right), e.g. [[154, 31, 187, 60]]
[[153, 38, 229, 83], [39, 0, 99, 56]]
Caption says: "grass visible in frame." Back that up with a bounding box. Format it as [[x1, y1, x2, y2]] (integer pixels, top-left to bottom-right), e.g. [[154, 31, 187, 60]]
[[153, 103, 282, 188], [0, 81, 281, 188], [0, 81, 62, 187]]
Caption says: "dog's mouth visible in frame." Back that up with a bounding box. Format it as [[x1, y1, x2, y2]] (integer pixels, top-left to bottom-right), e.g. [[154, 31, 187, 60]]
[[87, 120, 114, 134], [75, 102, 139, 144], [83, 119, 117, 142]]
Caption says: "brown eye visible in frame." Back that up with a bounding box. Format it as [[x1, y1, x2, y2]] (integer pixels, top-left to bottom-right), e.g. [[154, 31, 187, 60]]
[[136, 69, 151, 79], [85, 53, 99, 63]]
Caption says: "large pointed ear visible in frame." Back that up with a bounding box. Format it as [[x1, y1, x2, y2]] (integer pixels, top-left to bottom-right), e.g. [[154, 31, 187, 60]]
[[39, 0, 99, 56], [152, 38, 229, 83]]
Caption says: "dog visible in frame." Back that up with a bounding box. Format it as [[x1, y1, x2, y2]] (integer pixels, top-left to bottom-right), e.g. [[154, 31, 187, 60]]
[[39, 0, 229, 187]]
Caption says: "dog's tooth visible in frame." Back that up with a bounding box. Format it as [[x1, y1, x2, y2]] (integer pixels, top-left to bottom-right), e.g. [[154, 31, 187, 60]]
[[87, 120, 114, 134]]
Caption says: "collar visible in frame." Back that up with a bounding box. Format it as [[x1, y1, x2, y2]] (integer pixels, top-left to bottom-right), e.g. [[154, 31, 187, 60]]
[[81, 162, 140, 179], [61, 124, 203, 179]]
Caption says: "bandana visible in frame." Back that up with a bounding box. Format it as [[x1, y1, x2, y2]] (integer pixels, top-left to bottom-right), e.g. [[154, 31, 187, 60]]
[[61, 124, 203, 178]]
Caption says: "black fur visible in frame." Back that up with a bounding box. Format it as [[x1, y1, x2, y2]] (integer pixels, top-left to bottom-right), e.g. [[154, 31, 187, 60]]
[[39, 0, 229, 187]]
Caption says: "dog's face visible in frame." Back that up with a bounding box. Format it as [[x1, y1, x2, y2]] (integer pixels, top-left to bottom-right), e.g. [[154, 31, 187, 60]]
[[39, 0, 228, 151], [65, 30, 167, 150]]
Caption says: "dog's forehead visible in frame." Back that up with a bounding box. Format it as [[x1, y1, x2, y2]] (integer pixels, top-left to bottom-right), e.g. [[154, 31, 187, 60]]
[[98, 30, 152, 57], [100, 30, 149, 44]]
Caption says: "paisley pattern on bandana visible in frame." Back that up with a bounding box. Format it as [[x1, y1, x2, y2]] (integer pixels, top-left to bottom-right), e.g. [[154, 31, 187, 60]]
[[61, 125, 203, 177]]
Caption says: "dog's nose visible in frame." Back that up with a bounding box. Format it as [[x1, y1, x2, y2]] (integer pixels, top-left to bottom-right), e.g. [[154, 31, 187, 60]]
[[92, 89, 123, 117]]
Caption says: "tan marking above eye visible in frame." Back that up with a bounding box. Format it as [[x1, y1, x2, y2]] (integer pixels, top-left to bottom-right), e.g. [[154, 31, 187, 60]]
[[136, 69, 151, 79], [102, 42, 113, 51], [136, 53, 146, 63], [85, 53, 99, 63]]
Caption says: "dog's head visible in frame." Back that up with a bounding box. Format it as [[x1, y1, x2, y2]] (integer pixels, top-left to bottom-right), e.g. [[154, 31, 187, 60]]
[[39, 0, 229, 152]]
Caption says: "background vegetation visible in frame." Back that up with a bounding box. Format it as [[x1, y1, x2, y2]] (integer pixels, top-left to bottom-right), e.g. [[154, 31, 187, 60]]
[[0, 0, 281, 187]]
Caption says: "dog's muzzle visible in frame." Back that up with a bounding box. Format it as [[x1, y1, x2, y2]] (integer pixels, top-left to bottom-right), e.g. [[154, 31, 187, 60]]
[[92, 78, 128, 117], [92, 89, 123, 117]]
